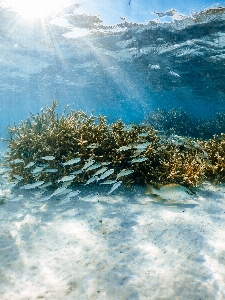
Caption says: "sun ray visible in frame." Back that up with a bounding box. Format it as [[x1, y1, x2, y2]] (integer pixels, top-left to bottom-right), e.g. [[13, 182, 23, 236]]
[[3, 0, 68, 21]]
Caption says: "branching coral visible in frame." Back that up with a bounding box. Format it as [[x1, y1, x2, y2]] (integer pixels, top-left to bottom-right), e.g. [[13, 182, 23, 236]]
[[6, 101, 225, 190], [144, 108, 225, 139]]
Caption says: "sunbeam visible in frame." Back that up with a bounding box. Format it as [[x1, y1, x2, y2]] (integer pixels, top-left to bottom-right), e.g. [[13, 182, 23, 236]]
[[3, 0, 68, 21]]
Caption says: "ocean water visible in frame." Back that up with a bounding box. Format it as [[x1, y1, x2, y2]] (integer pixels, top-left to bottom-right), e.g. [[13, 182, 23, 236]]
[[1, 3, 225, 299], [1, 5, 225, 141]]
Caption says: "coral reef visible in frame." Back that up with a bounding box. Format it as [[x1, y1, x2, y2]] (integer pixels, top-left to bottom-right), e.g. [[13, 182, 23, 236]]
[[144, 108, 225, 139], [200, 134, 225, 183], [5, 102, 225, 191]]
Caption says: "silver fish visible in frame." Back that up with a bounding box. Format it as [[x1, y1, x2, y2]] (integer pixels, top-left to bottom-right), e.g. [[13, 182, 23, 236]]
[[86, 163, 101, 172], [87, 143, 99, 149], [132, 149, 146, 157], [58, 175, 75, 182], [135, 142, 151, 149], [85, 176, 98, 185], [70, 169, 83, 175], [57, 188, 72, 196], [80, 192, 99, 202], [67, 190, 81, 198], [43, 168, 58, 173], [11, 158, 24, 164], [41, 156, 55, 161], [13, 175, 24, 181], [37, 194, 52, 202], [32, 191, 44, 198], [51, 186, 67, 197], [99, 169, 114, 180], [131, 157, 148, 164], [116, 169, 134, 179], [8, 195, 23, 202], [38, 182, 52, 189], [20, 181, 45, 190], [82, 160, 95, 170], [101, 162, 111, 166], [117, 146, 131, 152], [4, 182, 18, 189], [139, 132, 148, 137], [58, 198, 72, 206], [108, 181, 122, 195], [31, 166, 45, 174], [62, 157, 81, 166], [93, 167, 108, 176], [25, 162, 35, 169]]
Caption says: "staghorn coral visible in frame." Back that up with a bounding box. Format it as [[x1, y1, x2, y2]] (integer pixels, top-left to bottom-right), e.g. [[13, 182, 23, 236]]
[[6, 101, 222, 191], [144, 108, 225, 140], [200, 133, 225, 183]]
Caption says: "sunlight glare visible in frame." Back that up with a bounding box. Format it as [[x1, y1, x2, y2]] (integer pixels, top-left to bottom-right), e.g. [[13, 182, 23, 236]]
[[5, 0, 66, 20]]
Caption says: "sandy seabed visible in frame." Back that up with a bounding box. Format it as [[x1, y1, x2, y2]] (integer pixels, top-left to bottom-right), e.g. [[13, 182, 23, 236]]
[[0, 182, 225, 300]]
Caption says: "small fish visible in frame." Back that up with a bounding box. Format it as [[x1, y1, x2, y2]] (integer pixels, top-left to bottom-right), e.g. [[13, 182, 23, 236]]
[[51, 186, 67, 197], [87, 143, 99, 149], [139, 132, 148, 137], [123, 125, 133, 131], [132, 149, 146, 157], [128, 142, 139, 148], [149, 64, 160, 69], [37, 194, 52, 202], [58, 175, 75, 182], [99, 169, 114, 180], [11, 158, 24, 164], [32, 191, 44, 198], [62, 157, 81, 166], [93, 167, 108, 176], [85, 176, 98, 185], [131, 157, 148, 164], [41, 156, 55, 161], [58, 198, 72, 206], [86, 163, 101, 172], [67, 190, 81, 198], [169, 71, 180, 77], [13, 175, 24, 181], [101, 162, 111, 166], [9, 195, 23, 202], [1, 167, 12, 171], [135, 142, 151, 149], [80, 192, 99, 202], [146, 184, 193, 201], [62, 181, 73, 187], [43, 169, 58, 173], [58, 188, 72, 196], [117, 146, 131, 152], [20, 181, 45, 190], [108, 181, 122, 195], [100, 180, 117, 185], [82, 160, 95, 170], [116, 169, 134, 179], [31, 166, 45, 174], [38, 182, 52, 189], [24, 162, 36, 169], [4, 182, 18, 189], [70, 169, 83, 175]]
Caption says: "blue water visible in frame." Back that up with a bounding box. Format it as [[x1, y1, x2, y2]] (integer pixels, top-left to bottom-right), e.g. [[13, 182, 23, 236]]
[[1, 6, 225, 145]]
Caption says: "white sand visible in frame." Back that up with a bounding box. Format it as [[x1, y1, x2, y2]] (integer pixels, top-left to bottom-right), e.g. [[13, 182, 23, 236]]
[[0, 182, 225, 300]]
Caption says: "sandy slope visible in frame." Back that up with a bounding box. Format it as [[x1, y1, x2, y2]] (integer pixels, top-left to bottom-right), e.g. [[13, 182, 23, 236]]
[[0, 182, 225, 300]]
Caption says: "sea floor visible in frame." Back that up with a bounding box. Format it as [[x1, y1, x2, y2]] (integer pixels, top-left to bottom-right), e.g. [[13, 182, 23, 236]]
[[0, 180, 225, 300]]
